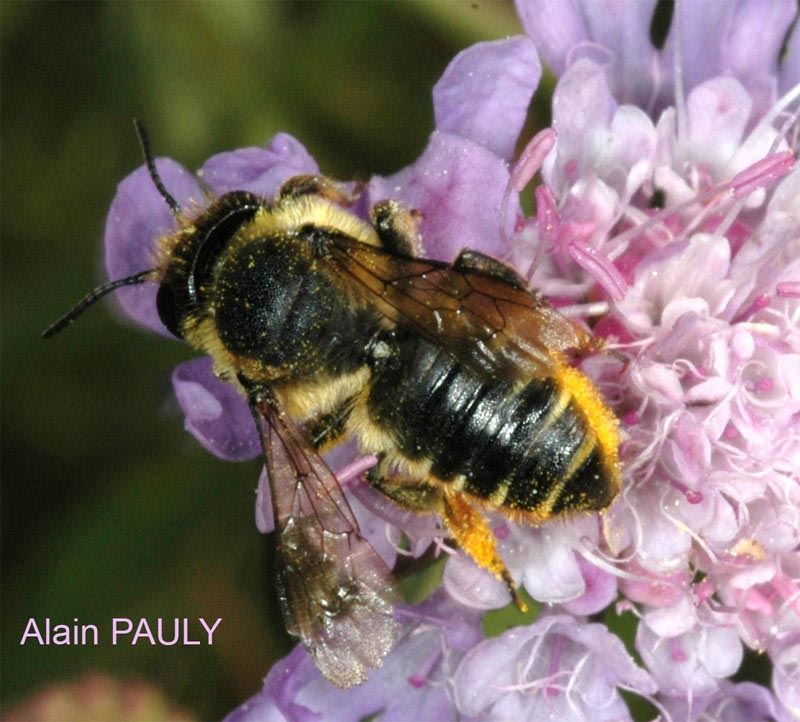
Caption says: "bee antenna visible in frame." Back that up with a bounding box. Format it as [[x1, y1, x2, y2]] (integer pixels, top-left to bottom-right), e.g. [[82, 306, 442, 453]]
[[133, 118, 182, 218], [42, 270, 156, 339]]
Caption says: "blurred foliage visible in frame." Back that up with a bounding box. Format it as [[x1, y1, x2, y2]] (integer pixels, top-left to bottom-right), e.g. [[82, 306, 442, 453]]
[[1, 2, 521, 719]]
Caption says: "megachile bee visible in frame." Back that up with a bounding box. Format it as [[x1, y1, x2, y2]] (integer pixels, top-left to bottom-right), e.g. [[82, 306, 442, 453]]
[[44, 122, 621, 688]]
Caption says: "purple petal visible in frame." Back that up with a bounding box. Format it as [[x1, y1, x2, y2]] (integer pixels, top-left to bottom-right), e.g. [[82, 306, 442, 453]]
[[514, 0, 588, 77], [547, 59, 617, 194], [455, 615, 655, 719], [433, 36, 541, 160], [636, 623, 742, 696], [200, 133, 319, 197], [686, 77, 752, 174], [224, 645, 320, 722], [516, 0, 659, 109], [503, 519, 597, 604], [368, 131, 517, 262], [721, 0, 798, 113], [442, 554, 510, 610], [171, 358, 260, 461], [659, 0, 796, 117], [349, 479, 440, 558], [104, 158, 203, 335], [663, 681, 787, 722], [772, 632, 800, 717], [561, 556, 618, 615], [227, 593, 479, 722], [348, 488, 398, 570], [779, 20, 800, 95]]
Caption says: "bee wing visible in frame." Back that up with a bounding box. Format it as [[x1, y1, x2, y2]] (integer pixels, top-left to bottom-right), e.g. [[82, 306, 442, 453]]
[[327, 239, 591, 380], [250, 393, 399, 688]]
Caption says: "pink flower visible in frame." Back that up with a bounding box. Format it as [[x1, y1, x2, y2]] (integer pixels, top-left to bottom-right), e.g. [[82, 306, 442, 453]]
[[500, 0, 800, 714]]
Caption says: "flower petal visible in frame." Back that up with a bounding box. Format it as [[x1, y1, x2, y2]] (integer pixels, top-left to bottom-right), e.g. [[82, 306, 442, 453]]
[[171, 358, 260, 461], [516, 0, 660, 109], [104, 158, 203, 335], [368, 131, 517, 261], [455, 615, 655, 719], [561, 556, 618, 615], [200, 133, 319, 197], [442, 554, 509, 610], [514, 0, 589, 77], [433, 36, 541, 161], [779, 19, 800, 95]]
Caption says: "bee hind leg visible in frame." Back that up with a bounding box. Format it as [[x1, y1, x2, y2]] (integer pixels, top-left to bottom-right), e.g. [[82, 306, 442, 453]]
[[441, 491, 528, 612], [367, 465, 526, 612]]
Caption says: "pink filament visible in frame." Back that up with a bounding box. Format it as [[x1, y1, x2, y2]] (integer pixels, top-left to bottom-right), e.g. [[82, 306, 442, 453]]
[[512, 129, 556, 192], [567, 242, 628, 301], [335, 454, 378, 486], [776, 282, 800, 299], [730, 152, 796, 199]]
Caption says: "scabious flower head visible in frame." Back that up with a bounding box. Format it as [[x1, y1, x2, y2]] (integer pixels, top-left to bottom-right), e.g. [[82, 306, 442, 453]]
[[104, 1, 800, 718]]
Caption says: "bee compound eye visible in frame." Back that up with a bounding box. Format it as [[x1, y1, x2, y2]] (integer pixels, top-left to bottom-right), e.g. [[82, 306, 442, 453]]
[[156, 281, 184, 339]]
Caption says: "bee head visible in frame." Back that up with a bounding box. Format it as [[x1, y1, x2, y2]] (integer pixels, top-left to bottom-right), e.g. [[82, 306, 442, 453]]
[[43, 121, 261, 341]]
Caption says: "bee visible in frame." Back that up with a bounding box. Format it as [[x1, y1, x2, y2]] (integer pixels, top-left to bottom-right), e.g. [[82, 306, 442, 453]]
[[44, 122, 621, 687]]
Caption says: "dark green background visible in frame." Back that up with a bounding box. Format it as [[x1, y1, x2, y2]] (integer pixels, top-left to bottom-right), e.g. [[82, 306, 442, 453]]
[[1, 3, 520, 719]]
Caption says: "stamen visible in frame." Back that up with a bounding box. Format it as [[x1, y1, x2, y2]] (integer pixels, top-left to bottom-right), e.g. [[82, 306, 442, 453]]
[[512, 129, 556, 193], [777, 281, 800, 298], [525, 185, 558, 280], [545, 635, 565, 698], [730, 151, 795, 200], [334, 454, 378, 486], [669, 478, 703, 504], [407, 645, 442, 689], [501, 129, 557, 248], [672, 0, 687, 147], [732, 294, 770, 323], [746, 81, 800, 151], [567, 242, 628, 301]]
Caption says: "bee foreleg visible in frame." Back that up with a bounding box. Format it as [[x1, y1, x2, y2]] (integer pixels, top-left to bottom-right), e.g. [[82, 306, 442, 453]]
[[441, 492, 528, 612], [369, 200, 423, 257]]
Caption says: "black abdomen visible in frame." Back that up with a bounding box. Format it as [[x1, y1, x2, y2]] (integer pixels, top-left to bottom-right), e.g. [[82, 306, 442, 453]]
[[368, 328, 613, 516]]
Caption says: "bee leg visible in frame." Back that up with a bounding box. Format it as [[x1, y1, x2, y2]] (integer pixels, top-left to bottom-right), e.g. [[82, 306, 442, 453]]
[[370, 200, 423, 257], [453, 249, 529, 291], [305, 397, 355, 451], [441, 492, 528, 612], [277, 175, 360, 206], [368, 465, 527, 612], [366, 466, 444, 513]]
